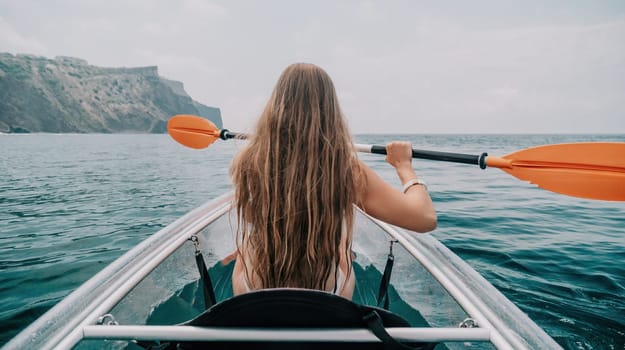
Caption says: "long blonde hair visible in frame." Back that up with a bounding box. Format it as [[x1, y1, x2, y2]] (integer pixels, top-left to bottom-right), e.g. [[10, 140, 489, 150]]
[[231, 63, 361, 290]]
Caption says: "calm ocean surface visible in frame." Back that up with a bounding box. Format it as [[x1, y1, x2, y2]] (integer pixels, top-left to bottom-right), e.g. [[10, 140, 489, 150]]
[[1, 134, 624, 349]]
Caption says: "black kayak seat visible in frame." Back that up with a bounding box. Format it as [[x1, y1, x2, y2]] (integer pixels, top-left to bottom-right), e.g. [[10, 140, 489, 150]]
[[172, 288, 437, 350]]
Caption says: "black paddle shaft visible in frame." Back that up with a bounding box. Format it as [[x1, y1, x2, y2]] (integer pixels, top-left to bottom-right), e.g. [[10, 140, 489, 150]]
[[370, 145, 488, 169], [220, 129, 247, 140], [220, 130, 488, 169]]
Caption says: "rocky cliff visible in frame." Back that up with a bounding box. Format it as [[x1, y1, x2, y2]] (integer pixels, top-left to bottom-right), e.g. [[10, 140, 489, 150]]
[[0, 53, 221, 133]]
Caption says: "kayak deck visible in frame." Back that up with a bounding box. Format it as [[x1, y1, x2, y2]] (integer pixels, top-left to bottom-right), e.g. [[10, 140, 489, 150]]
[[3, 192, 562, 350]]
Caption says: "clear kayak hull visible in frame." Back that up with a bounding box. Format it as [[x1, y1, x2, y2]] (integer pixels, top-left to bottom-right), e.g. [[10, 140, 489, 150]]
[[3, 192, 562, 350]]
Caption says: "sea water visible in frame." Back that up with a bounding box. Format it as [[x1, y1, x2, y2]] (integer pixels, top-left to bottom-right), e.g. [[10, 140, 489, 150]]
[[1, 134, 624, 349]]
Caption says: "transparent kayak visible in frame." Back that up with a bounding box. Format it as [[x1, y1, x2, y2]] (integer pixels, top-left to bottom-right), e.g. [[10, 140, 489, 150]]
[[3, 192, 562, 350]]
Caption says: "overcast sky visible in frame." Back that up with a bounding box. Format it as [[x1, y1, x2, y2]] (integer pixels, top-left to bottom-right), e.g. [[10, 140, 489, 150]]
[[1, 0, 624, 133]]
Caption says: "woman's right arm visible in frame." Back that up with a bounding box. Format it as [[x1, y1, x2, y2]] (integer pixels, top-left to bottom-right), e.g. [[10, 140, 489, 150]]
[[357, 141, 437, 233]]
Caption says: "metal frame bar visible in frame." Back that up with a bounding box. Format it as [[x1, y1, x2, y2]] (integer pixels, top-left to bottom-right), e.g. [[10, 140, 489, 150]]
[[82, 325, 491, 343]]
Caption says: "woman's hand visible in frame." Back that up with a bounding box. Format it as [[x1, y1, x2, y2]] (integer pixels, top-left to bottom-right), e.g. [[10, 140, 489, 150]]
[[386, 141, 418, 184], [385, 141, 413, 169]]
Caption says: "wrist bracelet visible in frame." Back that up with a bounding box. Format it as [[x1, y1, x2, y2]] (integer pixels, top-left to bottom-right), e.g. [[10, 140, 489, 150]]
[[402, 178, 427, 193]]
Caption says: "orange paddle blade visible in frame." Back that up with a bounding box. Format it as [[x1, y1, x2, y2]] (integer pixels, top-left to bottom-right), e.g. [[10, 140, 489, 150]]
[[168, 114, 220, 149], [486, 142, 625, 201]]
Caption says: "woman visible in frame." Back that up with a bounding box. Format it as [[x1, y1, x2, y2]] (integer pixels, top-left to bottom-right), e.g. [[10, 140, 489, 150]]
[[231, 63, 436, 299]]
